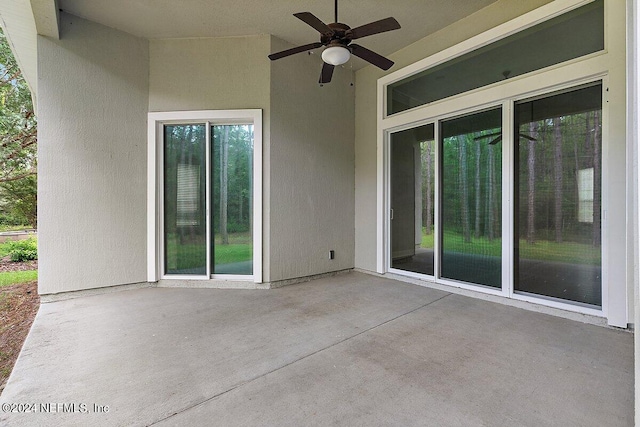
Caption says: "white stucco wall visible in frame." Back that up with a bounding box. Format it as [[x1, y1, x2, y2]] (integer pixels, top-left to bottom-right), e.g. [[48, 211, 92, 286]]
[[268, 37, 356, 282], [37, 13, 149, 294]]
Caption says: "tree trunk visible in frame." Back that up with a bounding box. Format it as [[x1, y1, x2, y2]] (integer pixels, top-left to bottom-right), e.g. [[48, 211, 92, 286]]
[[487, 145, 497, 241], [553, 117, 563, 243], [527, 122, 538, 244], [424, 141, 433, 235], [459, 137, 471, 243], [474, 141, 481, 238], [593, 110, 601, 247], [575, 114, 583, 226], [220, 126, 229, 245]]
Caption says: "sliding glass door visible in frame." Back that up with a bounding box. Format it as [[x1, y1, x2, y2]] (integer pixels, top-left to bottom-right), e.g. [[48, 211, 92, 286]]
[[514, 84, 602, 306], [386, 82, 603, 311], [162, 122, 255, 279], [390, 124, 435, 276], [211, 125, 253, 275], [440, 108, 502, 288], [164, 124, 207, 276]]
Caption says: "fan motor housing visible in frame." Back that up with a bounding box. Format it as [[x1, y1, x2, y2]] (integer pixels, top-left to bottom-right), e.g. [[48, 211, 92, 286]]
[[322, 23, 352, 45]]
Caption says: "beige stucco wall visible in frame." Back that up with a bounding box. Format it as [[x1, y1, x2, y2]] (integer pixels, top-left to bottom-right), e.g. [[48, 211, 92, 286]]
[[149, 35, 272, 280], [37, 13, 149, 294], [354, 0, 552, 272], [268, 37, 355, 282], [149, 35, 355, 283]]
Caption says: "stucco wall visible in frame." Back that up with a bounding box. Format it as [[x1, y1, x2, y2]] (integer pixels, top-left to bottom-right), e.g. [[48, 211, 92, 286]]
[[354, 0, 553, 272], [37, 13, 149, 294], [149, 35, 355, 283], [149, 35, 272, 280], [148, 36, 271, 113], [268, 37, 355, 282]]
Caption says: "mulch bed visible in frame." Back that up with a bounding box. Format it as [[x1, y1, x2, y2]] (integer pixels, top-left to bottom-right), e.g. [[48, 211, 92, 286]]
[[0, 257, 37, 273], [0, 260, 39, 395]]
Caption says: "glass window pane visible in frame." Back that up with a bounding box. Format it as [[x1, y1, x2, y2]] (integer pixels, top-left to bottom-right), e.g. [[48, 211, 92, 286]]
[[164, 124, 207, 275], [212, 125, 254, 275], [391, 124, 435, 275], [515, 83, 602, 307], [387, 0, 603, 115], [440, 108, 502, 288]]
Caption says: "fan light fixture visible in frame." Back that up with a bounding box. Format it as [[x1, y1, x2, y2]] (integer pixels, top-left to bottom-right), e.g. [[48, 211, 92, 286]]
[[322, 46, 350, 65]]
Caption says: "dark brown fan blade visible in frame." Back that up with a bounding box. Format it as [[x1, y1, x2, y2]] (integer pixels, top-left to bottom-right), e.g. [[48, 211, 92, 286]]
[[488, 136, 502, 145], [473, 132, 501, 141], [294, 12, 334, 35], [350, 44, 394, 70], [347, 17, 401, 40], [519, 133, 537, 141], [319, 62, 335, 84], [268, 42, 323, 61]]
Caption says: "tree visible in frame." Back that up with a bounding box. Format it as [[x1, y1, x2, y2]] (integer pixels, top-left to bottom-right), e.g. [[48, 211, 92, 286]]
[[220, 126, 229, 244], [526, 122, 538, 244], [0, 28, 36, 183], [0, 28, 37, 229], [458, 136, 471, 243], [592, 110, 601, 247], [1, 175, 36, 227], [422, 141, 432, 235], [474, 141, 481, 238], [553, 117, 563, 243]]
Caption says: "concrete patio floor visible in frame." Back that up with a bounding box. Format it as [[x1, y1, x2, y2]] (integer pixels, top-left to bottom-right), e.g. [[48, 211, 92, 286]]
[[0, 272, 633, 426]]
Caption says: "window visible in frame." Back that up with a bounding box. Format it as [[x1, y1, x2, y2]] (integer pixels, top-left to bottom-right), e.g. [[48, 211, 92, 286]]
[[387, 0, 604, 115]]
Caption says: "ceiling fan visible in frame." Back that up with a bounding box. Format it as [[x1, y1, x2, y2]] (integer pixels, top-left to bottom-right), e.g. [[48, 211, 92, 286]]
[[268, 0, 401, 84]]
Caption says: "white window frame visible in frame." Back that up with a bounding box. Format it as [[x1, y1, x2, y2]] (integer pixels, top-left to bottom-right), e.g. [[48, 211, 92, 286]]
[[376, 0, 628, 326], [147, 109, 263, 284]]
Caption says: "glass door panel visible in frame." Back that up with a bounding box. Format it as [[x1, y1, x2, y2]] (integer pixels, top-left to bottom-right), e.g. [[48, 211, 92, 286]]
[[514, 83, 602, 306], [211, 125, 254, 275], [390, 124, 435, 275], [440, 108, 502, 288], [164, 124, 207, 276]]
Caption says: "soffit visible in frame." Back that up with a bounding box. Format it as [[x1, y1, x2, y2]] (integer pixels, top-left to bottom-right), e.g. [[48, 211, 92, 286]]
[[58, 0, 499, 69]]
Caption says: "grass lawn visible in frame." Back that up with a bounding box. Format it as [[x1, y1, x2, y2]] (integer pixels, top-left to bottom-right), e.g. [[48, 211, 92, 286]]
[[215, 244, 252, 266], [420, 230, 600, 265], [0, 270, 38, 287], [0, 225, 32, 233], [166, 232, 252, 270]]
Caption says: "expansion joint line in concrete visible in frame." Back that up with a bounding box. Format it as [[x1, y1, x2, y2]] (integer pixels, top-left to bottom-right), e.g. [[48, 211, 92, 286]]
[[147, 292, 452, 426]]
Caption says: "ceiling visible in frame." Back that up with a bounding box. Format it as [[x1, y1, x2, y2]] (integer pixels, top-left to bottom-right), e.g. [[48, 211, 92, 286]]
[[58, 0, 499, 69]]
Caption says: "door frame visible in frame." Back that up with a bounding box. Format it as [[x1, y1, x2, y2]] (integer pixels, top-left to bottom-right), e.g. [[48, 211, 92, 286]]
[[375, 0, 630, 326], [147, 109, 263, 284]]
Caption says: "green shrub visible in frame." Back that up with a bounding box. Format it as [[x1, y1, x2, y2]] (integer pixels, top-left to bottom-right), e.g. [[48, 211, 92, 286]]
[[6, 238, 37, 262]]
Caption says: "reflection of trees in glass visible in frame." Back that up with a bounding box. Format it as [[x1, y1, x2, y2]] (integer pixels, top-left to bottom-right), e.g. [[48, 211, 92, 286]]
[[164, 124, 207, 274], [442, 129, 502, 244], [518, 109, 602, 249], [421, 141, 433, 235], [212, 125, 253, 245]]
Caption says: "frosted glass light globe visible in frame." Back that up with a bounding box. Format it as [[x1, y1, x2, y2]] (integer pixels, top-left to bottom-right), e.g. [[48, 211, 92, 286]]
[[321, 46, 350, 65]]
